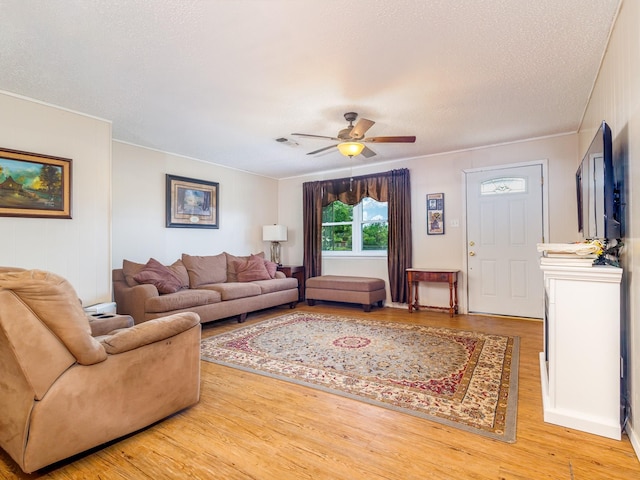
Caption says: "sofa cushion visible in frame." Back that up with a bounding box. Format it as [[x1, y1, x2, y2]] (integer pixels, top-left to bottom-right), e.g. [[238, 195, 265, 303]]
[[199, 282, 261, 301], [252, 277, 298, 294], [123, 259, 189, 289], [181, 253, 227, 287], [306, 275, 386, 292], [145, 289, 222, 314], [122, 259, 146, 287], [234, 255, 271, 282], [133, 258, 185, 294]]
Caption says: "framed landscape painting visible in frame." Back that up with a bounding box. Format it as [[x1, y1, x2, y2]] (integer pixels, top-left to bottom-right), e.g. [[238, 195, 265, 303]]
[[0, 148, 72, 219], [166, 174, 219, 228]]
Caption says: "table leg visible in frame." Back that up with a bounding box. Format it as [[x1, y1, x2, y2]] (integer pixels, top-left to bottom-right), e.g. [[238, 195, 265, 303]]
[[448, 279, 454, 317], [408, 280, 414, 312], [454, 280, 459, 314]]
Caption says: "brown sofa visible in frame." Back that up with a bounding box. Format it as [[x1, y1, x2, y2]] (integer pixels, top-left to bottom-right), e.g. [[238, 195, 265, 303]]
[[113, 252, 298, 324], [0, 268, 201, 473]]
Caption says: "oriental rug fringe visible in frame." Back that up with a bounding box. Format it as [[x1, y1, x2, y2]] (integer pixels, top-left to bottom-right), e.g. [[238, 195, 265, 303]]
[[200, 312, 519, 442]]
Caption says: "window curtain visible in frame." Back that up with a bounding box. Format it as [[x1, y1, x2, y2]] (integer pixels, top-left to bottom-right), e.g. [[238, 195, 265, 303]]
[[303, 181, 323, 280], [387, 169, 412, 303], [302, 168, 412, 302]]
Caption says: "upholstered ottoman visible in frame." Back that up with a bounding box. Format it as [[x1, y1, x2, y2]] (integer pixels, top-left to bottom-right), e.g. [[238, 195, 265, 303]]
[[306, 275, 386, 312]]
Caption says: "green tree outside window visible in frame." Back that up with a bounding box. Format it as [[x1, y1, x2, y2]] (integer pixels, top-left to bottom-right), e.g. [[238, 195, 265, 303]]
[[322, 198, 387, 253]]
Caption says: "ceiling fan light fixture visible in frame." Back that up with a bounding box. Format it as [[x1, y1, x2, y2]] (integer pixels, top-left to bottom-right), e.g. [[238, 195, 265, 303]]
[[337, 142, 365, 157]]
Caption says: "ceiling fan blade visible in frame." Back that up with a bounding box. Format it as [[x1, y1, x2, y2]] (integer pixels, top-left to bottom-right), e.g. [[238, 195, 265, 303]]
[[361, 146, 377, 158], [307, 144, 338, 155], [350, 118, 375, 139], [365, 136, 416, 143], [292, 133, 340, 141]]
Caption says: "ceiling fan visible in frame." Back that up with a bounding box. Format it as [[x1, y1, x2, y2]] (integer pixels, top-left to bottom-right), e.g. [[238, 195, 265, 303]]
[[292, 112, 416, 158]]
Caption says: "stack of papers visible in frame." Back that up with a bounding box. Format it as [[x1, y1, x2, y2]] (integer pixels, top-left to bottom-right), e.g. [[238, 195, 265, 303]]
[[536, 243, 599, 267]]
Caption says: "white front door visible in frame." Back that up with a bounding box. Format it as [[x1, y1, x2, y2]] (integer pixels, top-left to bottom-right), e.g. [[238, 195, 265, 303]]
[[466, 164, 544, 318]]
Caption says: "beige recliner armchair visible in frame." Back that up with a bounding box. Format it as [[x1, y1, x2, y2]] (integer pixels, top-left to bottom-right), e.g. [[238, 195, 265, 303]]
[[0, 268, 201, 473]]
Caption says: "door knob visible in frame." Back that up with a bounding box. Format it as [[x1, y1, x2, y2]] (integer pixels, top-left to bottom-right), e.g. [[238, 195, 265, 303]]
[[469, 251, 476, 256], [469, 241, 475, 246]]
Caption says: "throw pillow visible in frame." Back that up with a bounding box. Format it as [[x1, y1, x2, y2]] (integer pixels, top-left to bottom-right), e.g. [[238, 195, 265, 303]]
[[264, 259, 278, 278], [225, 252, 250, 283], [122, 259, 189, 289], [181, 252, 227, 287], [133, 258, 184, 294], [234, 255, 271, 282], [226, 251, 266, 282]]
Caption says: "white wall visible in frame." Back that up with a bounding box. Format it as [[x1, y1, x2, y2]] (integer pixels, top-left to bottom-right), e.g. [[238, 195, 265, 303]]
[[580, 0, 640, 456], [278, 133, 578, 310], [0, 92, 112, 305], [111, 141, 279, 267], [0, 93, 281, 304]]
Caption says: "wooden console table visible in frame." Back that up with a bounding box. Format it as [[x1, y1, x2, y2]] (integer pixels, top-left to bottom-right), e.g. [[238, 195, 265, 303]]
[[407, 268, 459, 317]]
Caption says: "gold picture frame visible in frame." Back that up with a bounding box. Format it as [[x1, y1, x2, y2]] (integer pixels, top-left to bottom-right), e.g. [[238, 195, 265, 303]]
[[166, 174, 219, 229], [0, 148, 72, 219]]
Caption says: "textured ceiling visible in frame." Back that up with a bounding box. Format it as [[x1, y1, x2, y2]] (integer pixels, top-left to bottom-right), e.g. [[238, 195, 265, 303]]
[[0, 0, 620, 179]]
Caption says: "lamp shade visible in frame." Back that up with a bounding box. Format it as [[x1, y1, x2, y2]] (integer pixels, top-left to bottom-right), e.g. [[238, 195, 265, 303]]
[[262, 224, 287, 242], [337, 142, 365, 157]]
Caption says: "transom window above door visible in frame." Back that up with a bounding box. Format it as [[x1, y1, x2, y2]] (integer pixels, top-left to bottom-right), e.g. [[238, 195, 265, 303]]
[[480, 177, 527, 195]]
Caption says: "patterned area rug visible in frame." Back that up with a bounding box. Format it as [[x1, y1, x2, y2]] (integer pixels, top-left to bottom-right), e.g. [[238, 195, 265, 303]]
[[200, 312, 519, 442]]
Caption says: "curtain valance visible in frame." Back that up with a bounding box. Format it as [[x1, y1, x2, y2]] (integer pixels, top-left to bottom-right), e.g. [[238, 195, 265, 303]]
[[319, 172, 390, 206]]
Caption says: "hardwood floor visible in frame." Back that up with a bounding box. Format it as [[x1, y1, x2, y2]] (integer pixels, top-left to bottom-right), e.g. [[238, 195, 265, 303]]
[[2, 304, 639, 479]]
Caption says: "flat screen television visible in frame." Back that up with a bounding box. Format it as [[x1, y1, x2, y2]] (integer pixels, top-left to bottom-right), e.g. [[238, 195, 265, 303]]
[[576, 121, 622, 240]]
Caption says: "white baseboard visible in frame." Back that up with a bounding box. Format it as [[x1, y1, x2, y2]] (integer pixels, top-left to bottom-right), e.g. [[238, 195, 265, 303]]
[[387, 302, 406, 309]]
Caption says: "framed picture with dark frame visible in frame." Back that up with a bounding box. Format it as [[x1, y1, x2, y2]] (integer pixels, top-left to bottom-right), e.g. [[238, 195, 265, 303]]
[[427, 192, 444, 235], [166, 174, 219, 229], [0, 148, 72, 219]]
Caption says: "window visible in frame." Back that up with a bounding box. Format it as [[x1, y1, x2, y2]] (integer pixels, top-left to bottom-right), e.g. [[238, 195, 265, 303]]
[[480, 177, 527, 195], [322, 198, 388, 255]]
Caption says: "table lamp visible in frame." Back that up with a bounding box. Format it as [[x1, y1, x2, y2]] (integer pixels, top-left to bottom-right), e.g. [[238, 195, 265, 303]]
[[262, 224, 287, 265]]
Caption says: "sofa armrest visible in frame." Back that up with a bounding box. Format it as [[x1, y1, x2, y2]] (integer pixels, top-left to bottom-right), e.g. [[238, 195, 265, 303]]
[[100, 312, 200, 355], [113, 270, 160, 324], [88, 314, 134, 337]]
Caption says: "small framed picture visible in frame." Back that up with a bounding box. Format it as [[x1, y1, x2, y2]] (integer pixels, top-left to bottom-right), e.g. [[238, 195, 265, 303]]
[[427, 193, 444, 235], [166, 174, 219, 228]]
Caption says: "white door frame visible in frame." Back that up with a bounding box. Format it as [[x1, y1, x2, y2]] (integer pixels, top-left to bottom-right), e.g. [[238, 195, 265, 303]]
[[460, 159, 550, 315]]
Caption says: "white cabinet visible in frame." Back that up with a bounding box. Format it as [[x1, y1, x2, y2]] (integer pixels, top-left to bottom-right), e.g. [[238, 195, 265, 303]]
[[539, 264, 622, 440]]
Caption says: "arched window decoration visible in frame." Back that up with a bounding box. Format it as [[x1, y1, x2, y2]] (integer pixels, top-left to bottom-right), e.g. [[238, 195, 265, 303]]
[[480, 177, 526, 195]]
